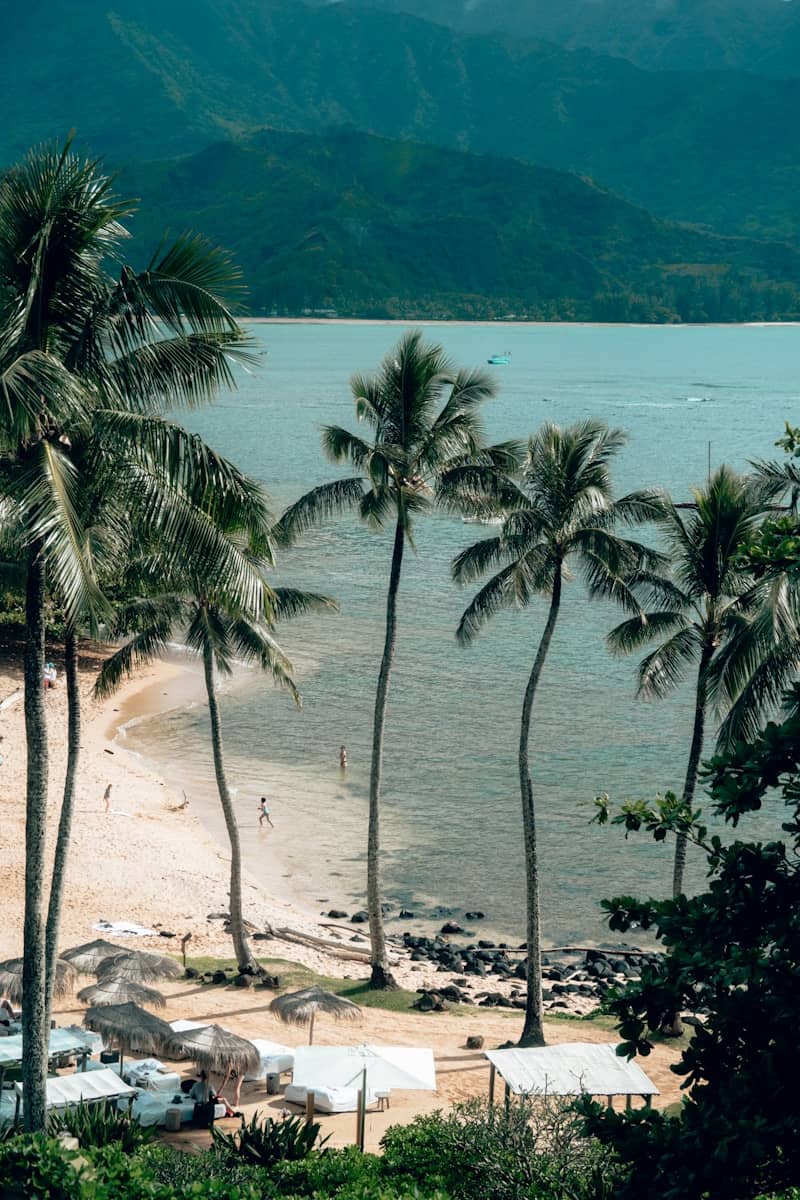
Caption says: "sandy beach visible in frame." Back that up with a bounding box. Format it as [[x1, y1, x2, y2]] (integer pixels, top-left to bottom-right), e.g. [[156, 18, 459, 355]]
[[0, 641, 684, 1147]]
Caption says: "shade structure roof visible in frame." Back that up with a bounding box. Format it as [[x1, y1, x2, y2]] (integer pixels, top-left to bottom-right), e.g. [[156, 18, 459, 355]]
[[270, 988, 361, 1042], [293, 1044, 436, 1093], [484, 1043, 659, 1097], [15, 1067, 137, 1110], [77, 974, 165, 1008], [0, 1026, 99, 1069], [84, 1003, 175, 1056], [166, 1023, 260, 1076], [0, 956, 76, 1003], [60, 939, 129, 975], [96, 950, 182, 983]]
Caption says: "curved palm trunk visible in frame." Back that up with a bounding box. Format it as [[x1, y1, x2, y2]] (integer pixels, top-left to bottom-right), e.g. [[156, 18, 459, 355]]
[[44, 628, 80, 1022], [518, 567, 562, 1048], [22, 546, 49, 1131], [367, 519, 405, 990], [672, 639, 714, 900], [202, 639, 256, 973]]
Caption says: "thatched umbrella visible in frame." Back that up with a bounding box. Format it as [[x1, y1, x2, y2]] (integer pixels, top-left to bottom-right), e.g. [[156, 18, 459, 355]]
[[96, 950, 182, 983], [166, 1023, 260, 1079], [84, 1002, 174, 1073], [269, 987, 361, 1045], [61, 939, 128, 975], [0, 956, 76, 1004], [77, 973, 165, 1009]]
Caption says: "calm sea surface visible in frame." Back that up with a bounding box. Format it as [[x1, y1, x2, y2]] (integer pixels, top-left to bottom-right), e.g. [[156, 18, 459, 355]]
[[122, 323, 800, 945]]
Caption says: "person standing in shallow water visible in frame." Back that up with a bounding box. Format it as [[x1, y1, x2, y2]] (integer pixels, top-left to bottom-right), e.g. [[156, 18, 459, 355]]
[[258, 796, 274, 828], [339, 745, 347, 769]]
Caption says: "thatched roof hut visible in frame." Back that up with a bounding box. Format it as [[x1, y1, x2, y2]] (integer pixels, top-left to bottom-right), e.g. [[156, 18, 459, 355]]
[[96, 950, 182, 983], [60, 939, 128, 975], [77, 974, 165, 1009], [0, 956, 76, 1004], [84, 1002, 174, 1058], [165, 1024, 260, 1076]]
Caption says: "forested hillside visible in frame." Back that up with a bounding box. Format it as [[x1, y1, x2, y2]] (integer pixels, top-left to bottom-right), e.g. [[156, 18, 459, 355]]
[[6, 0, 800, 240], [119, 130, 800, 320], [345, 0, 800, 75]]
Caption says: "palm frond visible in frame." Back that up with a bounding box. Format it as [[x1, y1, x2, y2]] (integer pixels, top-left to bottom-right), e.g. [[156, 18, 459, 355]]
[[637, 627, 701, 699], [272, 478, 365, 548], [270, 587, 337, 622], [452, 534, 511, 585], [607, 611, 689, 657], [456, 563, 518, 646]]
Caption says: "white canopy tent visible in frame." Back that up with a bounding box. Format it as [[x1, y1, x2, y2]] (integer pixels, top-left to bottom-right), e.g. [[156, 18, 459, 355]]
[[0, 1026, 101, 1073], [12, 1067, 138, 1122], [484, 1043, 659, 1108], [293, 1044, 436, 1094]]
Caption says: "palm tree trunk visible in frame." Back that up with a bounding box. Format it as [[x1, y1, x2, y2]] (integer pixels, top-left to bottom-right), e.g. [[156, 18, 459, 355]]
[[22, 544, 49, 1131], [44, 627, 80, 1024], [672, 639, 714, 900], [202, 638, 256, 974], [518, 566, 562, 1047], [367, 519, 405, 990]]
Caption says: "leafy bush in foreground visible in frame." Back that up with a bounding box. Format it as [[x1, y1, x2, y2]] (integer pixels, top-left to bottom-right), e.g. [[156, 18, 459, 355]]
[[138, 1142, 267, 1193], [381, 1098, 622, 1200], [211, 1109, 329, 1168], [50, 1099, 154, 1152]]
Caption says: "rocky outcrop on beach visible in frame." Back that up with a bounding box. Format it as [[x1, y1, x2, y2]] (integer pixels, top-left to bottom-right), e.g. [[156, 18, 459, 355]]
[[400, 934, 661, 1016]]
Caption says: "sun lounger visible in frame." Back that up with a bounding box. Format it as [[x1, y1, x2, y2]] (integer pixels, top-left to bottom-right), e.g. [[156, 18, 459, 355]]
[[245, 1039, 295, 1081], [283, 1082, 378, 1113], [120, 1091, 195, 1127], [123, 1059, 182, 1093]]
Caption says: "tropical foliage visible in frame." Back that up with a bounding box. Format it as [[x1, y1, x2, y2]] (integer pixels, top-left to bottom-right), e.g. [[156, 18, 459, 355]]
[[607, 465, 800, 897], [580, 692, 800, 1199], [453, 420, 664, 1044]]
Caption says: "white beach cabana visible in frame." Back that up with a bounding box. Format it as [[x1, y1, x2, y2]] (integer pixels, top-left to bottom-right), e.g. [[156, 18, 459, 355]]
[[12, 1067, 138, 1124], [484, 1042, 659, 1109], [0, 1026, 101, 1088], [290, 1043, 436, 1148]]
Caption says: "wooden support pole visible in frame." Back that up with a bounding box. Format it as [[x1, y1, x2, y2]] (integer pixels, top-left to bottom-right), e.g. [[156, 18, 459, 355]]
[[626, 1094, 632, 1111], [606, 1095, 613, 1111], [305, 1090, 315, 1125], [488, 1063, 496, 1107], [357, 1068, 367, 1151]]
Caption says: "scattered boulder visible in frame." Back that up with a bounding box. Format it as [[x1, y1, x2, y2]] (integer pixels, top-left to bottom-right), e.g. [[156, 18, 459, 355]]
[[184, 967, 198, 980], [233, 973, 254, 988], [158, 930, 176, 938], [399, 909, 415, 919], [465, 911, 485, 920], [327, 909, 348, 919], [440, 921, 464, 935], [211, 970, 228, 985], [350, 910, 368, 924], [466, 1035, 484, 1050]]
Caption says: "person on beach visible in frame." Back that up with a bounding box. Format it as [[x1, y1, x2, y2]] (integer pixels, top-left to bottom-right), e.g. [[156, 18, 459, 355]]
[[339, 744, 347, 769], [103, 784, 112, 813], [258, 796, 274, 828]]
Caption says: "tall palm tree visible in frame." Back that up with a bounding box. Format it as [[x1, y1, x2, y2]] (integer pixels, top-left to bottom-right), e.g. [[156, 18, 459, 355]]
[[96, 560, 334, 972], [607, 464, 799, 899], [0, 140, 251, 1129], [276, 330, 512, 988], [454, 421, 664, 1046]]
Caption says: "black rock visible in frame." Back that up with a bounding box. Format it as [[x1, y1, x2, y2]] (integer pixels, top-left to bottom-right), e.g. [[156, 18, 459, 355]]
[[184, 967, 198, 979], [478, 940, 496, 950], [253, 932, 271, 941], [440, 921, 464, 935], [464, 911, 485, 920], [233, 973, 253, 988], [399, 909, 415, 919], [327, 909, 348, 919], [158, 930, 176, 938], [514, 962, 527, 980], [211, 970, 227, 985], [351, 910, 368, 924], [466, 1035, 484, 1050]]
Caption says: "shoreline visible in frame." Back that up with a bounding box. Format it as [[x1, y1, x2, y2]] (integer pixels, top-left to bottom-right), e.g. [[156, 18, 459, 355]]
[[247, 317, 800, 328]]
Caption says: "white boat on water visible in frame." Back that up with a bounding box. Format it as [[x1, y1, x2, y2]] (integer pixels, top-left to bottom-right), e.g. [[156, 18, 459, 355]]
[[462, 515, 504, 525]]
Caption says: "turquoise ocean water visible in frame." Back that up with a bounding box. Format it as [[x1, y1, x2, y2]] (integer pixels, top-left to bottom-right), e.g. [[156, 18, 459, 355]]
[[121, 322, 800, 945]]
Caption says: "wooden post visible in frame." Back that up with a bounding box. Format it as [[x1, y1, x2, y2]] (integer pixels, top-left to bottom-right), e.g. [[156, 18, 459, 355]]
[[309, 1012, 315, 1045], [357, 1068, 367, 1151], [625, 1094, 632, 1112], [606, 1095, 613, 1111], [14, 1092, 21, 1125], [504, 1081, 510, 1112], [645, 1093, 652, 1109], [488, 1063, 496, 1107], [305, 1090, 315, 1125]]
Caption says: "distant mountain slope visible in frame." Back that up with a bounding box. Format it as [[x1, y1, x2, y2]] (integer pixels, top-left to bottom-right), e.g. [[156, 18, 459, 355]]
[[118, 129, 800, 321], [344, 0, 800, 76], [6, 1, 800, 240]]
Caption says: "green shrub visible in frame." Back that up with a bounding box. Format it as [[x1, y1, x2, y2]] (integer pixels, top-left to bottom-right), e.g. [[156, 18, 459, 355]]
[[273, 1146, 382, 1195], [211, 1110, 328, 1168], [50, 1099, 155, 1152], [137, 1142, 268, 1193], [0, 1133, 80, 1200], [381, 1098, 622, 1200]]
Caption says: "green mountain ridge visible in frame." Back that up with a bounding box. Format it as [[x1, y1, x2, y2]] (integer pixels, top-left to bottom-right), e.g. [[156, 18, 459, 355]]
[[343, 0, 800, 76], [118, 129, 800, 321], [6, 0, 800, 242]]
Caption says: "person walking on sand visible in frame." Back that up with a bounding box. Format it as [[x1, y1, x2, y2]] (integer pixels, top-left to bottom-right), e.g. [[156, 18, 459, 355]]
[[339, 744, 347, 769], [258, 796, 274, 828]]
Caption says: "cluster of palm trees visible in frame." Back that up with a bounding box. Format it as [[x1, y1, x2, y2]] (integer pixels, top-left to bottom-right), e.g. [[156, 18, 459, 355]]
[[284, 341, 800, 1051], [1, 143, 324, 1130], [5, 140, 799, 1133]]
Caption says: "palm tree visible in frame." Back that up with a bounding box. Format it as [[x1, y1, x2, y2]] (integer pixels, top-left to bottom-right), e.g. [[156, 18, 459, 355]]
[[453, 421, 664, 1046], [276, 330, 512, 988], [0, 140, 251, 1129], [607, 464, 799, 900], [96, 559, 333, 972]]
